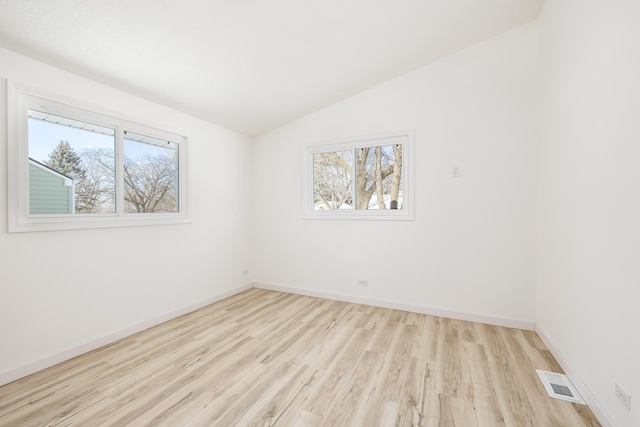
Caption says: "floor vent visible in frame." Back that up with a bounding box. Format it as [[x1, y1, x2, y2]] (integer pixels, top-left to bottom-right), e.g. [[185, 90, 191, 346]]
[[536, 369, 585, 404]]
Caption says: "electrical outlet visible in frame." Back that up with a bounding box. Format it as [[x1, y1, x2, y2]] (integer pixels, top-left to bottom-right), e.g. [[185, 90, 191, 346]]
[[615, 382, 631, 411], [452, 166, 461, 177], [357, 280, 368, 287]]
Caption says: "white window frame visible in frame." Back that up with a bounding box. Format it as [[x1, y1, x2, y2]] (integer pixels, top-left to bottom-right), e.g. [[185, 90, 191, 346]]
[[7, 81, 190, 233], [304, 130, 414, 220]]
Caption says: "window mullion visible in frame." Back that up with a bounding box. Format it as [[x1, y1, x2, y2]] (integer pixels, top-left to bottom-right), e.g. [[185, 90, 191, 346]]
[[175, 146, 180, 212], [115, 127, 125, 216], [351, 148, 357, 212]]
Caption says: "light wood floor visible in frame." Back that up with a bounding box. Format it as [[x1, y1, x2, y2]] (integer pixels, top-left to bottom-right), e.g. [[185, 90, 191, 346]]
[[0, 288, 600, 427]]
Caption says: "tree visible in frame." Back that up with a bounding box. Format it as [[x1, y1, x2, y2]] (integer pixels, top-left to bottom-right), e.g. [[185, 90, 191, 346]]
[[313, 151, 353, 209], [45, 140, 94, 213], [123, 153, 177, 213], [313, 144, 402, 211], [79, 147, 117, 213], [45, 140, 85, 181], [389, 144, 403, 209], [75, 147, 176, 213]]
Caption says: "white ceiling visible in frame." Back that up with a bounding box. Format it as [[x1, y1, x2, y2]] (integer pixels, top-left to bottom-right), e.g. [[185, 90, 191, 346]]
[[0, 0, 544, 137]]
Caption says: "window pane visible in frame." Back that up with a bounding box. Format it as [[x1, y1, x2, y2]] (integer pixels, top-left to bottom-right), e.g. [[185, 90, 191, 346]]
[[28, 110, 116, 214], [313, 150, 353, 210], [355, 144, 403, 210], [123, 132, 178, 213]]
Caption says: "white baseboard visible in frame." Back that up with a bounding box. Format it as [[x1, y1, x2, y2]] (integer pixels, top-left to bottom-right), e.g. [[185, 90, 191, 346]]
[[255, 282, 535, 331], [535, 322, 615, 427], [0, 283, 253, 387]]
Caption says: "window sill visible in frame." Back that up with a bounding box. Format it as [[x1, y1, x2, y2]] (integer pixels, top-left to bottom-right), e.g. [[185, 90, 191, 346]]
[[303, 211, 414, 221], [9, 214, 191, 233]]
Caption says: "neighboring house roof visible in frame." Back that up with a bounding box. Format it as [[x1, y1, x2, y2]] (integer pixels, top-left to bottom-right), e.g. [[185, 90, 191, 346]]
[[28, 158, 74, 183], [368, 192, 403, 210], [314, 192, 403, 210], [314, 201, 353, 210]]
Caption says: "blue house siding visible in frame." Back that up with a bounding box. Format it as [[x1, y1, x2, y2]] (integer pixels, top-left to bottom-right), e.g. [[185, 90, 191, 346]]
[[29, 160, 74, 214]]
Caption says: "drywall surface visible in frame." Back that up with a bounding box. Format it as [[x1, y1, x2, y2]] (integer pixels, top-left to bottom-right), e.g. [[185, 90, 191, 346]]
[[253, 23, 539, 325], [537, 1, 640, 426], [0, 48, 253, 382]]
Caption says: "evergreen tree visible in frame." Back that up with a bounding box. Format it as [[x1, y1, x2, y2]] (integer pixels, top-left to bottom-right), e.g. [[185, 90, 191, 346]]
[[45, 140, 92, 213], [45, 140, 86, 181]]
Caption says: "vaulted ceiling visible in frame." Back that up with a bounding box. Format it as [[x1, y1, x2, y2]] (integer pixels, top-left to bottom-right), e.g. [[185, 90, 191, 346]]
[[0, 0, 545, 136]]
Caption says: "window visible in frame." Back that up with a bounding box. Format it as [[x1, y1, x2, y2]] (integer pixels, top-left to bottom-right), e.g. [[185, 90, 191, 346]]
[[8, 81, 189, 232], [123, 132, 179, 214], [304, 130, 413, 220]]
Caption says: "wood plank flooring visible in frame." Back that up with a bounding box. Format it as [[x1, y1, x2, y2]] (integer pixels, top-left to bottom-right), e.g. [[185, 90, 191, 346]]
[[0, 289, 601, 426]]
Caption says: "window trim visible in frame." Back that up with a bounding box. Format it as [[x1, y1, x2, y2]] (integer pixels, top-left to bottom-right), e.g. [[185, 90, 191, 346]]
[[7, 81, 190, 233], [303, 130, 414, 220]]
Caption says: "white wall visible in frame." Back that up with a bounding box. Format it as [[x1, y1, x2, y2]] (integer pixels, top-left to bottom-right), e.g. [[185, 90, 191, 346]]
[[537, 1, 640, 426], [253, 23, 539, 327], [0, 48, 254, 384]]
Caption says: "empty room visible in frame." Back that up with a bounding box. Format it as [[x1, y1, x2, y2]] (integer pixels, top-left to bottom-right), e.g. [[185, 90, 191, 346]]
[[0, 0, 637, 426]]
